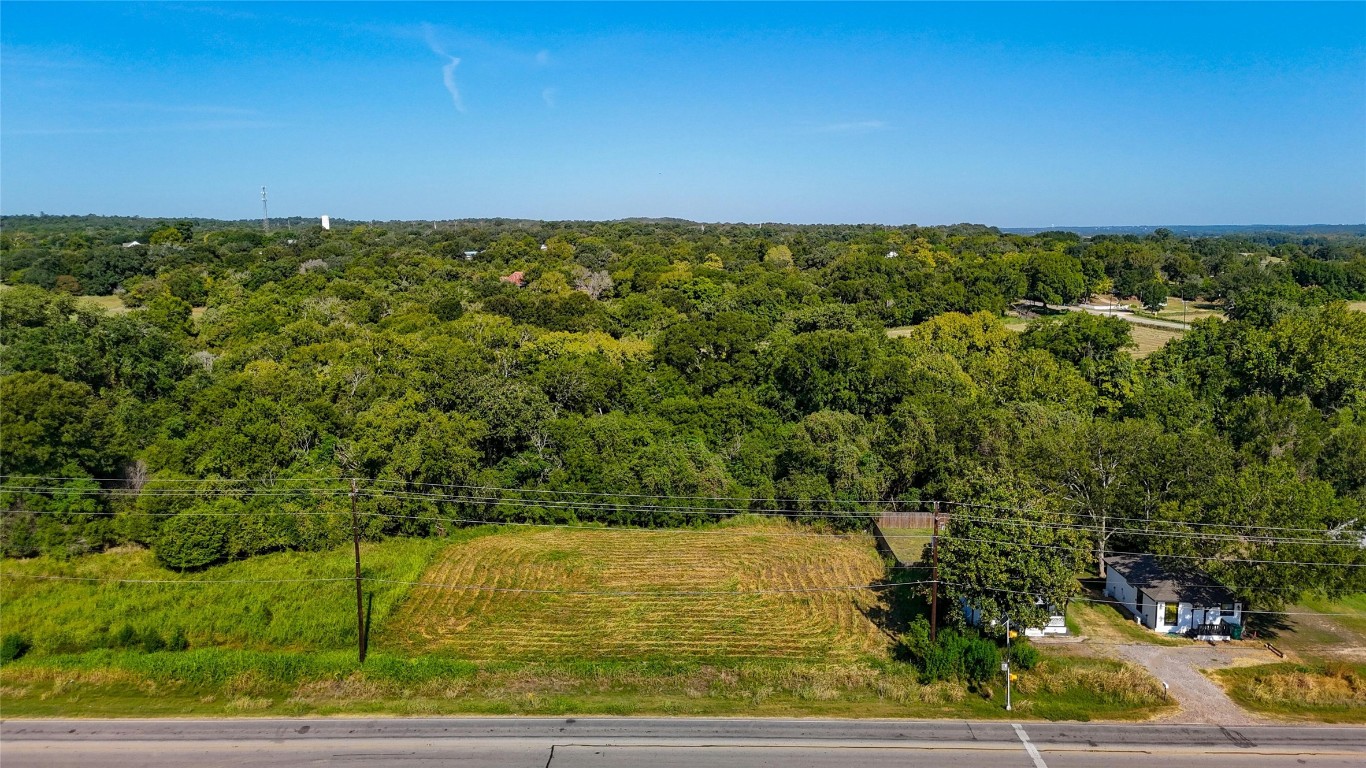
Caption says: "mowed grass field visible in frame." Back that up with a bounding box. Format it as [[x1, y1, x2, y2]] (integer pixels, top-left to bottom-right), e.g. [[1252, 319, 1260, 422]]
[[1, 523, 1181, 720], [381, 521, 889, 662]]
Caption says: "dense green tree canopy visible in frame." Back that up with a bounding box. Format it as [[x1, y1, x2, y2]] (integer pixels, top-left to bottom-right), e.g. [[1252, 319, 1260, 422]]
[[2, 216, 1364, 609]]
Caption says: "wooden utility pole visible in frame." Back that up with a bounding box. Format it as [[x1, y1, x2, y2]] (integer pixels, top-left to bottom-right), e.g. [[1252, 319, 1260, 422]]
[[350, 479, 367, 663], [930, 501, 941, 643]]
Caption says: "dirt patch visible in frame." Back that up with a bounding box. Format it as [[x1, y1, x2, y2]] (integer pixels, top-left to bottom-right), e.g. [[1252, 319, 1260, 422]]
[[1114, 643, 1279, 725]]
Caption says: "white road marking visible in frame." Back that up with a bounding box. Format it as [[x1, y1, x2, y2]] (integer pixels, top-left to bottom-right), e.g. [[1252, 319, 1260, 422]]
[[1012, 724, 1048, 768]]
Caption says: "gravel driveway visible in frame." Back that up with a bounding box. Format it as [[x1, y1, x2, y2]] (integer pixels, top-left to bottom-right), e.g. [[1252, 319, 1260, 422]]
[[1113, 643, 1273, 725]]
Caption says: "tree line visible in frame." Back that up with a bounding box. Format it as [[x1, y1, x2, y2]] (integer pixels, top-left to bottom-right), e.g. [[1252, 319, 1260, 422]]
[[1, 217, 1363, 614]]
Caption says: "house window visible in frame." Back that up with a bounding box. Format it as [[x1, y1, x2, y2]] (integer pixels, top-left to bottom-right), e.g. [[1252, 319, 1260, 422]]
[[1221, 603, 1234, 613], [1164, 602, 1177, 626]]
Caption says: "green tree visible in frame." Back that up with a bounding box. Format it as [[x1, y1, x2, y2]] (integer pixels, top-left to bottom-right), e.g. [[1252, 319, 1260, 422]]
[[940, 508, 1086, 633], [1137, 280, 1168, 311], [1025, 252, 1087, 305], [0, 372, 112, 477], [155, 508, 229, 569]]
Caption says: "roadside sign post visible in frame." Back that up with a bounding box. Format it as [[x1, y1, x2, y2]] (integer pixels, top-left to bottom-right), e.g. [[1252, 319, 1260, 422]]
[[1004, 618, 1012, 712]]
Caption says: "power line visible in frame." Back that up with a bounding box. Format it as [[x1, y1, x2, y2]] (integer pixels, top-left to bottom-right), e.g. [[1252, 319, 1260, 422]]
[[936, 533, 1366, 568], [937, 581, 1366, 618], [0, 573, 351, 585], [6, 486, 1364, 553], [0, 571, 928, 596], [7, 481, 1358, 545]]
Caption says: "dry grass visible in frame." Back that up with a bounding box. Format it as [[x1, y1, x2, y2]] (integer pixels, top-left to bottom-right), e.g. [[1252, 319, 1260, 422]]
[[1129, 325, 1184, 357], [75, 294, 130, 314], [381, 521, 889, 662], [1215, 662, 1366, 723], [1016, 658, 1171, 708], [1348, 301, 1366, 313]]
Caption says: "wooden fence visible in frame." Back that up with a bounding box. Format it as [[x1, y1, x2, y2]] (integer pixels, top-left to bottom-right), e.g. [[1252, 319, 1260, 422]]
[[876, 510, 936, 530]]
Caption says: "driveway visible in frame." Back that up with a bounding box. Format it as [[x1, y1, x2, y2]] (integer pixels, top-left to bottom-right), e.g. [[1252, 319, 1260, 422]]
[[1112, 643, 1274, 725]]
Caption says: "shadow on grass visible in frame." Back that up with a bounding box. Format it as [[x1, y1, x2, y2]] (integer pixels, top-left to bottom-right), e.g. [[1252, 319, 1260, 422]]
[[1244, 609, 1293, 641], [862, 566, 931, 643]]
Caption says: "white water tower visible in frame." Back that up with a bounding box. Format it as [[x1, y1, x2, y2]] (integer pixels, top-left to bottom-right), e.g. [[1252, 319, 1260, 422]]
[[320, 215, 331, 230]]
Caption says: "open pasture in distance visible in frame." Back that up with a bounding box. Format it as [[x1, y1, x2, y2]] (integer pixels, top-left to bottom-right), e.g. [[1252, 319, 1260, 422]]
[[1149, 297, 1226, 323], [1129, 324, 1184, 357], [381, 520, 890, 662], [75, 294, 130, 314]]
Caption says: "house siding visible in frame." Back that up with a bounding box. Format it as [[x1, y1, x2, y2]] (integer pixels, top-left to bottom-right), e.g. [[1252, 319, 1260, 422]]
[[1105, 568, 1139, 617], [1106, 559, 1244, 635]]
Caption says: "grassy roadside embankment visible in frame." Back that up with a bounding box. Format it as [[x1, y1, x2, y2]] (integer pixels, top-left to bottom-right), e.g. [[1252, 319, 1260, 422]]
[[1, 521, 1172, 721], [1212, 662, 1366, 723], [1204, 593, 1366, 723]]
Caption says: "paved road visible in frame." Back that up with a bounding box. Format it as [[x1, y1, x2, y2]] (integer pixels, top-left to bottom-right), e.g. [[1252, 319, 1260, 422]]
[[1070, 305, 1191, 330], [4, 717, 1364, 767], [1017, 299, 1192, 330]]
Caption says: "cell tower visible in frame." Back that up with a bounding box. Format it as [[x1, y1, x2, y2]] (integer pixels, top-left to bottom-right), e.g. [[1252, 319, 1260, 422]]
[[261, 186, 269, 232]]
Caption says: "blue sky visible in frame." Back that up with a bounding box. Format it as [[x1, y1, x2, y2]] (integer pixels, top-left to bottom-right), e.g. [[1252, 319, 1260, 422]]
[[2, 2, 1363, 226]]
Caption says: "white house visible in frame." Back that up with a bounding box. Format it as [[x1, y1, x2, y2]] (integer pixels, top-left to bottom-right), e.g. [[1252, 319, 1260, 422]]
[[1104, 554, 1242, 639], [962, 596, 1068, 637], [463, 250, 479, 260]]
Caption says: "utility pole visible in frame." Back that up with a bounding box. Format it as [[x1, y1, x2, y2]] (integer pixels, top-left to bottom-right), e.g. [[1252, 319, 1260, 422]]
[[930, 501, 941, 643], [1004, 617, 1014, 711], [350, 479, 367, 663], [261, 186, 270, 233]]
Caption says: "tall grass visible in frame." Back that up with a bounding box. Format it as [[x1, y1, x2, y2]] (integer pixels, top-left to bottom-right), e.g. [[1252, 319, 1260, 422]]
[[0, 536, 453, 655]]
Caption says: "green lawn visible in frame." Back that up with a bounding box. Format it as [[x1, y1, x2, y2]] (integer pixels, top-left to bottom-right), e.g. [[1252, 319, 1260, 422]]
[[1296, 593, 1366, 637], [879, 527, 933, 566], [0, 537, 446, 654]]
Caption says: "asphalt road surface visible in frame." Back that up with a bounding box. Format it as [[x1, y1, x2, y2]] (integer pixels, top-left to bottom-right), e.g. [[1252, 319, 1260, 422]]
[[4, 717, 1364, 767]]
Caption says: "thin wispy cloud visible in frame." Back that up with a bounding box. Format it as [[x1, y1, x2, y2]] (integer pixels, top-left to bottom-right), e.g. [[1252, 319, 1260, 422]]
[[535, 49, 550, 66], [423, 24, 465, 113], [811, 120, 890, 134], [542, 88, 557, 108]]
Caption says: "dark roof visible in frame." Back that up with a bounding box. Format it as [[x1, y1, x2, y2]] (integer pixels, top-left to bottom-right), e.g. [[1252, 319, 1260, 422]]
[[1104, 553, 1238, 607]]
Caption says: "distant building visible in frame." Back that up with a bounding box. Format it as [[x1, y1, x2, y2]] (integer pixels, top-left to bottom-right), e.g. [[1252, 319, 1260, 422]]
[[463, 251, 479, 260], [886, 250, 898, 258], [122, 240, 142, 248], [501, 271, 526, 287], [1104, 554, 1242, 639], [962, 597, 1068, 638], [540, 243, 549, 251], [321, 215, 331, 230]]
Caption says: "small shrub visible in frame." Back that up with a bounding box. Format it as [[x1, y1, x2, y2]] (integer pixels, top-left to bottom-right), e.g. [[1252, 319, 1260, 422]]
[[962, 637, 1000, 684], [167, 629, 190, 652], [112, 625, 140, 649], [142, 631, 167, 653], [1009, 641, 1040, 671], [154, 509, 227, 569], [0, 633, 31, 664]]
